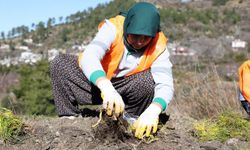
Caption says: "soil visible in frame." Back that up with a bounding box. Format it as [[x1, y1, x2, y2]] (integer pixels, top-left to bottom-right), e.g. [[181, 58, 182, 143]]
[[0, 110, 249, 150]]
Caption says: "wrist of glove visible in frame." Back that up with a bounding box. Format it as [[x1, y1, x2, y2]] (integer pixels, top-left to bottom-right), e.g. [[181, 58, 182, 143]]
[[97, 78, 125, 117], [134, 103, 162, 139]]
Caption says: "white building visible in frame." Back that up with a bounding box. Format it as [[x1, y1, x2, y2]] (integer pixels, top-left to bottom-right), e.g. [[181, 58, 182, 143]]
[[232, 39, 247, 51], [72, 44, 86, 52], [0, 44, 10, 50], [172, 46, 195, 56], [0, 57, 11, 67], [16, 46, 29, 51], [19, 51, 42, 64], [169, 43, 195, 56], [24, 38, 33, 44]]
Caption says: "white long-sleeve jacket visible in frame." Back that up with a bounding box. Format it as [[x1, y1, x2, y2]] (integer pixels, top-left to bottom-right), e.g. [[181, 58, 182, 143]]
[[79, 19, 174, 111]]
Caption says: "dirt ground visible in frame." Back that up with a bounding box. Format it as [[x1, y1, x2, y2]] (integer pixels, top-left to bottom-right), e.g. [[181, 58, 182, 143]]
[[0, 110, 249, 150]]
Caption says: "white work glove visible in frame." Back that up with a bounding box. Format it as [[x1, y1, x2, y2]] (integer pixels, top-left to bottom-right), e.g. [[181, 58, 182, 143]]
[[97, 78, 125, 117], [134, 103, 162, 139]]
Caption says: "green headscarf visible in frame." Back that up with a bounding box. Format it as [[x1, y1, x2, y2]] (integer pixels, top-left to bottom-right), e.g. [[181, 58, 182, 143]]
[[122, 2, 160, 52]]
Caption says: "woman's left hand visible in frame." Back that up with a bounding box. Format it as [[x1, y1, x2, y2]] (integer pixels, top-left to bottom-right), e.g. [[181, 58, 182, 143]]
[[133, 103, 162, 139]]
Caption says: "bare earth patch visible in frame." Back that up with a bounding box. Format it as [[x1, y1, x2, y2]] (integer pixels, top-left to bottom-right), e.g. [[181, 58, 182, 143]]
[[0, 113, 249, 150]]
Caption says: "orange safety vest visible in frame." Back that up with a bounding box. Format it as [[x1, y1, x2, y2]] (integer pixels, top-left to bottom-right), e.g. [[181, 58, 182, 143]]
[[79, 15, 168, 79], [239, 60, 250, 103]]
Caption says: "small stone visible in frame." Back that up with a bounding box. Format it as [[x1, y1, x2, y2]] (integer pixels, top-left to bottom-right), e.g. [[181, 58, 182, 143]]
[[55, 131, 60, 137], [200, 141, 222, 150], [35, 139, 40, 143], [86, 137, 93, 142], [226, 138, 239, 147], [0, 140, 4, 145]]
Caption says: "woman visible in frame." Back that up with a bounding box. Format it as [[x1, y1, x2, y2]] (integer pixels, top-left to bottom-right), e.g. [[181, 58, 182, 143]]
[[238, 60, 250, 115], [50, 2, 174, 139]]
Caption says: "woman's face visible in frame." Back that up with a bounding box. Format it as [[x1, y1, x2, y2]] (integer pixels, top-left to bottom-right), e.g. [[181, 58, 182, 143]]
[[127, 34, 152, 49]]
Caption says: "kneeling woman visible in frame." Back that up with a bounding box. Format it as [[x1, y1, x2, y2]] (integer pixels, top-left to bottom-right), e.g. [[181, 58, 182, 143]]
[[50, 2, 174, 139]]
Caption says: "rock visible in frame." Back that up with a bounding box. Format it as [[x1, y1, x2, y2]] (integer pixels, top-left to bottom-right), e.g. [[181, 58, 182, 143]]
[[86, 137, 93, 142], [55, 131, 60, 137], [200, 141, 222, 150], [0, 140, 4, 145], [225, 138, 239, 147]]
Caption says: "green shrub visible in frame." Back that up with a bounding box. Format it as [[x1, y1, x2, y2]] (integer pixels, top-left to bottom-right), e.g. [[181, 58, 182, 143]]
[[213, 0, 229, 6], [223, 9, 241, 24], [247, 46, 250, 53], [1, 60, 56, 116], [235, 53, 247, 62], [241, 145, 250, 150], [160, 8, 188, 24], [0, 107, 24, 142], [0, 65, 13, 73], [160, 8, 219, 29], [193, 112, 250, 142]]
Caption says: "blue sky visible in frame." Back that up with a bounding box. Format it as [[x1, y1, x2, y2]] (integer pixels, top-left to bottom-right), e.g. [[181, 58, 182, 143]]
[[0, 0, 112, 34]]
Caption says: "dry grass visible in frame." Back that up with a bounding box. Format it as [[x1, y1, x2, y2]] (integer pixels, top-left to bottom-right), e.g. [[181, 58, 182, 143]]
[[168, 63, 245, 119]]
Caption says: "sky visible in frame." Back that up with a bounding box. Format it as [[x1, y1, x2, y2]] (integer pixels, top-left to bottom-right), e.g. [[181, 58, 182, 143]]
[[0, 0, 112, 34]]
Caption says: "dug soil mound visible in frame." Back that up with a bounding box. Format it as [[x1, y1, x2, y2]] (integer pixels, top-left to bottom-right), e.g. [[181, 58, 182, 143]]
[[0, 111, 249, 150]]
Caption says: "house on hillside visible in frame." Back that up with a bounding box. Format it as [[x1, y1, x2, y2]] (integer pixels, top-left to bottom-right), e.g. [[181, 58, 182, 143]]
[[0, 57, 19, 67], [36, 43, 43, 47], [0, 44, 10, 50], [24, 39, 33, 44], [15, 45, 30, 51], [172, 46, 195, 56], [0, 57, 11, 67], [232, 39, 247, 52], [71, 44, 86, 52], [19, 51, 42, 64]]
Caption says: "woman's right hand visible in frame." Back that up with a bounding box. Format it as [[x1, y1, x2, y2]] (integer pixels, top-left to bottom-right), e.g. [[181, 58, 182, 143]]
[[97, 78, 125, 117], [101, 90, 125, 117]]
